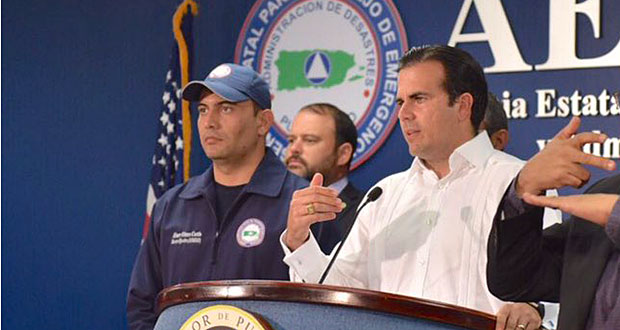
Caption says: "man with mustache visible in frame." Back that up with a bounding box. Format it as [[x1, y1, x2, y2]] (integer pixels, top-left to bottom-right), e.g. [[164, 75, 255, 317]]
[[280, 45, 559, 330], [285, 103, 364, 254], [127, 63, 307, 330]]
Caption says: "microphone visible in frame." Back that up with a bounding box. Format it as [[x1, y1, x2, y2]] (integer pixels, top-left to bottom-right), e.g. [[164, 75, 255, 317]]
[[318, 186, 383, 284]]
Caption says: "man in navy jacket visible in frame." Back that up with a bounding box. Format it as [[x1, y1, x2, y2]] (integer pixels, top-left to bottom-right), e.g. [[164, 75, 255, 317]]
[[126, 64, 311, 330]]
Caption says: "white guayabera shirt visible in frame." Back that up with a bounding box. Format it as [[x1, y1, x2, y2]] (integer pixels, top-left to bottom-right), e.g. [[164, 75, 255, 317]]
[[281, 132, 561, 314]]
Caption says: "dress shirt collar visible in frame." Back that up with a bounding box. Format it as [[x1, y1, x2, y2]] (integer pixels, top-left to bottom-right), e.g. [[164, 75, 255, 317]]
[[328, 176, 349, 194], [409, 132, 495, 178]]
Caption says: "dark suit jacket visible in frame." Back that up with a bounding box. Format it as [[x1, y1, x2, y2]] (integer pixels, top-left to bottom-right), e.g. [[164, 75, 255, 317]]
[[312, 182, 364, 254], [487, 174, 620, 330]]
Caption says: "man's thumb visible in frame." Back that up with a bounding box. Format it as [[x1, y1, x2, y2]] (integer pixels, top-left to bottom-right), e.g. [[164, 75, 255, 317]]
[[310, 173, 324, 187]]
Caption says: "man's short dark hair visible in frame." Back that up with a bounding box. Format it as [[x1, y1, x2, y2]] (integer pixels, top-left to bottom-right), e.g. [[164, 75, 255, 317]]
[[299, 103, 358, 168], [483, 92, 508, 136], [398, 45, 488, 132]]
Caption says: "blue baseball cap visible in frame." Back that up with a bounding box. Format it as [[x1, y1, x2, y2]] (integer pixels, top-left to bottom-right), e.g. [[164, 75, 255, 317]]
[[182, 63, 272, 110]]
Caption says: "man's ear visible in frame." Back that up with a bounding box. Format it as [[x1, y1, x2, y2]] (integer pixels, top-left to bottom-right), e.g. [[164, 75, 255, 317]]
[[490, 129, 510, 151], [457, 92, 474, 122], [336, 142, 354, 167], [257, 109, 274, 136]]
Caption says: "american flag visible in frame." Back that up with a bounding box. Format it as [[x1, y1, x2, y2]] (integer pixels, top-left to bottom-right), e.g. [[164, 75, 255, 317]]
[[143, 0, 197, 241]]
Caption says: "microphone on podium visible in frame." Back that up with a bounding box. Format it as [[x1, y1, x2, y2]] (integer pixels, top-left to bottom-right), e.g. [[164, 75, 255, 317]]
[[318, 186, 383, 284]]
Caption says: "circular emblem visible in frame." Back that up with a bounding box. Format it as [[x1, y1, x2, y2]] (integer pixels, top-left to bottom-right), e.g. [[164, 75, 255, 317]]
[[179, 305, 270, 330], [208, 64, 232, 79], [235, 0, 408, 169], [236, 218, 265, 248]]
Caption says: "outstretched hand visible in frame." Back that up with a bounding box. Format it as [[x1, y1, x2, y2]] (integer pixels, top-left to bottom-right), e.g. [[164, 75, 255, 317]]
[[523, 193, 619, 227], [517, 117, 616, 197]]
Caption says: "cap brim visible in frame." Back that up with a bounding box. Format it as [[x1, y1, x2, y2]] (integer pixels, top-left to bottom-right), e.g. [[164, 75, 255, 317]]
[[181, 80, 250, 103], [181, 81, 209, 101]]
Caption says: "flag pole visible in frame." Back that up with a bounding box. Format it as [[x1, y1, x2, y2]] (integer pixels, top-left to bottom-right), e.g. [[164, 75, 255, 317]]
[[173, 0, 198, 182]]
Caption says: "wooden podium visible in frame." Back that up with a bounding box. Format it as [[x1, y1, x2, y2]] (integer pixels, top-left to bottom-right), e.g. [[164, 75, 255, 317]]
[[155, 280, 495, 330]]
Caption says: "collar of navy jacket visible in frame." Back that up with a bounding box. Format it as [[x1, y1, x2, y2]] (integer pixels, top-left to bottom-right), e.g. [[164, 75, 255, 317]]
[[177, 148, 288, 200]]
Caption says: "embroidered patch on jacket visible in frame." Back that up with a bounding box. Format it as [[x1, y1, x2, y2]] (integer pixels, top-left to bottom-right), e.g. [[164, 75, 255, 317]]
[[236, 218, 265, 248], [170, 231, 202, 245]]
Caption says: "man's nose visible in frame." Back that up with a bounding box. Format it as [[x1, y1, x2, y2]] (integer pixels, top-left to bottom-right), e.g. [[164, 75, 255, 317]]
[[288, 139, 302, 155], [398, 103, 414, 120], [201, 110, 218, 128]]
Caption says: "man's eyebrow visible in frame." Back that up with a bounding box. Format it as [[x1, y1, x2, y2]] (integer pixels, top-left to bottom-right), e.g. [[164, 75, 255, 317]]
[[198, 100, 237, 107], [397, 91, 427, 103], [409, 92, 428, 98]]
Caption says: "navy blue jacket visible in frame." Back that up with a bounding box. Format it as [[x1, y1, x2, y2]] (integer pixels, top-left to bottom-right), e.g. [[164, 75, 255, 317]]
[[127, 150, 308, 330]]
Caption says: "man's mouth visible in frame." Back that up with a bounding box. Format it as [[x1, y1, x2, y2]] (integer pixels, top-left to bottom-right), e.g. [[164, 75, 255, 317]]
[[286, 157, 306, 168], [204, 136, 222, 144], [405, 129, 421, 137]]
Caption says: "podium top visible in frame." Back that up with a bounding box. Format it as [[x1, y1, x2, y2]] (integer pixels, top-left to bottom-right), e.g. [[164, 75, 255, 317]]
[[158, 280, 495, 330]]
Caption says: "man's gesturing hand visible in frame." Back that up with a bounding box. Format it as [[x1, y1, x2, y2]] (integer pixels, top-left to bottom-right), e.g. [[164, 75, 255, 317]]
[[517, 117, 616, 198], [284, 173, 345, 251]]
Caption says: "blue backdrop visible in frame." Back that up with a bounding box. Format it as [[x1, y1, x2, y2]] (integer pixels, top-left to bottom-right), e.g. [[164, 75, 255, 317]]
[[2, 0, 618, 329]]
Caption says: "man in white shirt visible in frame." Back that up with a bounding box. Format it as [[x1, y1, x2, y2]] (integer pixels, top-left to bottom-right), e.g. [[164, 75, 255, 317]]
[[285, 103, 364, 254], [281, 45, 555, 330]]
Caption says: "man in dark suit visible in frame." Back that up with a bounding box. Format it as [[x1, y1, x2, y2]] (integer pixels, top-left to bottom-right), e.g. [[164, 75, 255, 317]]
[[285, 103, 364, 253], [487, 116, 619, 330], [479, 93, 509, 151]]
